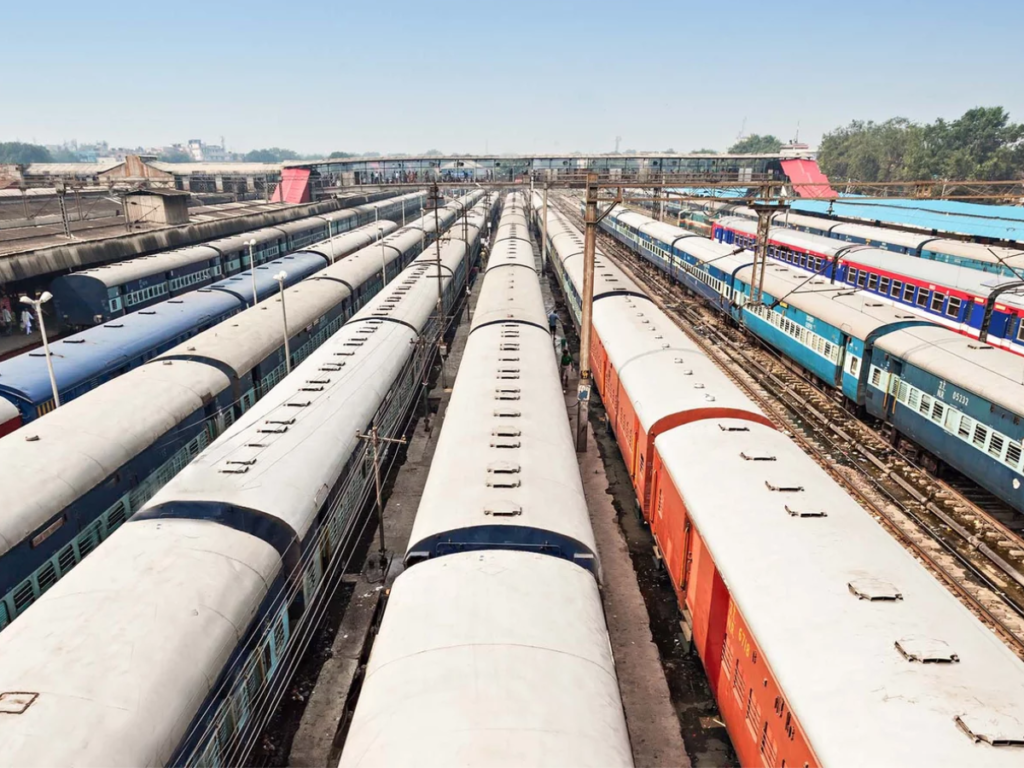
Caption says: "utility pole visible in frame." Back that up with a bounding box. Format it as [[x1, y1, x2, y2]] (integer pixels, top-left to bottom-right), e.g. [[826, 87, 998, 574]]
[[541, 183, 549, 271], [576, 172, 620, 452], [748, 202, 788, 306], [431, 183, 447, 388], [355, 423, 407, 570], [54, 181, 72, 239]]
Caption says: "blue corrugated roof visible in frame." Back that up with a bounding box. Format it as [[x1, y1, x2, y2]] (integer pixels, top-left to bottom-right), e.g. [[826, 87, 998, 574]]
[[792, 197, 1024, 242]]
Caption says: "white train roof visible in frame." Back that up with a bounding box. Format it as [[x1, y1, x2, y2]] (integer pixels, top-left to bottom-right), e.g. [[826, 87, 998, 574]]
[[145, 238, 470, 541], [546, 212, 645, 297], [339, 551, 632, 768], [925, 238, 1024, 268], [874, 324, 1024, 416], [594, 294, 766, 433], [656, 419, 1024, 766], [0, 360, 230, 558], [408, 294, 597, 571], [0, 518, 279, 767], [0, 399, 17, 425], [158, 278, 350, 376], [156, 225, 429, 376], [298, 220, 398, 260], [831, 221, 938, 249]]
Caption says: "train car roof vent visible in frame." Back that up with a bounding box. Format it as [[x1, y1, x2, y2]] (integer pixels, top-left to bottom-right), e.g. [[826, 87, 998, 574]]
[[968, 344, 995, 351], [693, 383, 705, 389], [785, 505, 827, 518], [484, 501, 522, 517], [492, 427, 521, 437], [741, 452, 776, 461], [955, 713, 1024, 747], [894, 637, 959, 663], [719, 424, 750, 432], [493, 408, 521, 418], [487, 461, 521, 474], [0, 692, 38, 714], [848, 578, 902, 601], [766, 481, 805, 492]]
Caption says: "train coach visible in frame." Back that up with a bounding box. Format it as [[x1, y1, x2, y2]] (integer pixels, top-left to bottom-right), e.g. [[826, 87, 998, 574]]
[[0, 223, 396, 422], [0, 194, 487, 632], [711, 202, 1024, 276], [0, 206, 486, 768], [534, 195, 1024, 767], [50, 192, 426, 327], [600, 204, 1024, 514], [340, 193, 632, 768], [714, 216, 1024, 355]]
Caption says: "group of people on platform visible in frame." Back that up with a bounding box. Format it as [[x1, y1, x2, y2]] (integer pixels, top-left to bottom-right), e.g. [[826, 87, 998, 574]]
[[0, 295, 33, 337]]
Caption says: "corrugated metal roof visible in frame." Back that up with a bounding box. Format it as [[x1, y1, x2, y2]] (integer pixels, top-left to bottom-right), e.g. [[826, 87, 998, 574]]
[[793, 197, 1024, 242]]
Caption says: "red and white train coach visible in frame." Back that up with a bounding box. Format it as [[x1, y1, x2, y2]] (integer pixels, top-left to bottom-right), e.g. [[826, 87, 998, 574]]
[[535, 196, 1024, 768]]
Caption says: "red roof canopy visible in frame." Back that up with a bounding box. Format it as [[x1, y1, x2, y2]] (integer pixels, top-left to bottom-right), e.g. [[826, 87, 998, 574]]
[[780, 159, 837, 198]]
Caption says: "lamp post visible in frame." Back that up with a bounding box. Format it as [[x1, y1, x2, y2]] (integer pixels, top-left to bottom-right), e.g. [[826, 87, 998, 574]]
[[420, 206, 426, 253], [273, 271, 291, 375], [21, 292, 60, 409], [246, 239, 258, 306], [324, 216, 335, 264], [378, 227, 387, 284]]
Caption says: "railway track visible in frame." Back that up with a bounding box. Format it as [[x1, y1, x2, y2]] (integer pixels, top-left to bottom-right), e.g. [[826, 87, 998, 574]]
[[554, 195, 1024, 657]]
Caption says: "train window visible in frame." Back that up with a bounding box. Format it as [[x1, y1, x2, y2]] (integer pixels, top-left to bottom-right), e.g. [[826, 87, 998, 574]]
[[879, 277, 890, 294], [856, 272, 867, 288], [868, 274, 879, 291], [903, 283, 915, 302], [931, 293, 946, 313], [1018, 321, 1024, 342], [1006, 441, 1022, 469], [972, 423, 989, 448], [989, 433, 1005, 458], [846, 269, 857, 285], [947, 297, 962, 317], [890, 280, 902, 297], [916, 290, 929, 308]]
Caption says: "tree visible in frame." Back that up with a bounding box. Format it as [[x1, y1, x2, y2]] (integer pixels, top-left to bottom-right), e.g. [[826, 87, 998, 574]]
[[818, 107, 1024, 183], [0, 142, 53, 164], [50, 147, 79, 162], [422, 149, 443, 157], [691, 148, 718, 154], [157, 147, 192, 163], [243, 147, 300, 163], [329, 151, 355, 159], [727, 134, 783, 154]]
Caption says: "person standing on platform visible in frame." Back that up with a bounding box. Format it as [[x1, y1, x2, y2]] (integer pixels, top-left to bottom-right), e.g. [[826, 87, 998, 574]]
[[561, 349, 573, 393], [548, 309, 558, 336], [21, 307, 33, 335]]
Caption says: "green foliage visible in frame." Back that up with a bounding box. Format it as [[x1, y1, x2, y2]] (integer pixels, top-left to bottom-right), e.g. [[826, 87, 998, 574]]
[[727, 134, 783, 154], [49, 147, 79, 162], [329, 151, 356, 159], [691, 148, 718, 154], [243, 147, 300, 163], [0, 142, 53, 164], [818, 107, 1024, 182], [157, 147, 192, 163]]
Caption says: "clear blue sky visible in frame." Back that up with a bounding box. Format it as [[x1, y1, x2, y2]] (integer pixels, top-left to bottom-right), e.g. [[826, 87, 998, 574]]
[[3, 0, 1022, 155]]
